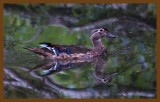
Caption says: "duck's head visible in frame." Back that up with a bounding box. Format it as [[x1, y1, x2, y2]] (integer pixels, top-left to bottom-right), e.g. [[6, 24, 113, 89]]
[[91, 28, 116, 40]]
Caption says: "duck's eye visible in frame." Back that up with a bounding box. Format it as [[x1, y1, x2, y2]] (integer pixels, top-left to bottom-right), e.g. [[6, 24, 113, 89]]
[[102, 79, 108, 83], [99, 29, 104, 32]]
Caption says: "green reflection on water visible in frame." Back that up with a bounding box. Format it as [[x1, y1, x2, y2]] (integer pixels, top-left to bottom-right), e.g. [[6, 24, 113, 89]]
[[4, 4, 156, 98]]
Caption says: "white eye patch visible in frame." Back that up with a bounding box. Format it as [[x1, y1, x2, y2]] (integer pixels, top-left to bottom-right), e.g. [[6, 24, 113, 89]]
[[98, 29, 105, 33]]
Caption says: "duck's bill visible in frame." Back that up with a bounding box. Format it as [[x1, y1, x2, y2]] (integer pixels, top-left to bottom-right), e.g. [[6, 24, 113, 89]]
[[106, 32, 116, 38]]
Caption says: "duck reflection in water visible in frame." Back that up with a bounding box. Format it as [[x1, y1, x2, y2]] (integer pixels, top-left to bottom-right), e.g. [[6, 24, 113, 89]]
[[29, 55, 118, 84]]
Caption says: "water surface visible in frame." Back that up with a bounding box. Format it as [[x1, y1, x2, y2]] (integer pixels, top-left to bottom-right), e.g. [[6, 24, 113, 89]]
[[4, 4, 156, 98]]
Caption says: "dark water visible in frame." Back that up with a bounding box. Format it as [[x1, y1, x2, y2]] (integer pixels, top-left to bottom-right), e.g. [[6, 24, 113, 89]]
[[4, 4, 156, 99]]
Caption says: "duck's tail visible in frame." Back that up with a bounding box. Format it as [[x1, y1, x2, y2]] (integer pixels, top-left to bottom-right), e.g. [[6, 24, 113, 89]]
[[24, 47, 54, 58]]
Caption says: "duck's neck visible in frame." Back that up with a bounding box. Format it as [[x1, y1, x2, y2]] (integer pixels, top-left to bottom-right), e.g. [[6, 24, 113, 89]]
[[91, 37, 105, 54]]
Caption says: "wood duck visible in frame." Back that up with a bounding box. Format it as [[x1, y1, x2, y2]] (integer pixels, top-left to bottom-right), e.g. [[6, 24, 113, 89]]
[[25, 28, 116, 60]]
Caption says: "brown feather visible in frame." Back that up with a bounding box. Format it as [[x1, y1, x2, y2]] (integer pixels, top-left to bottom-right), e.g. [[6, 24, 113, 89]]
[[25, 47, 54, 57]]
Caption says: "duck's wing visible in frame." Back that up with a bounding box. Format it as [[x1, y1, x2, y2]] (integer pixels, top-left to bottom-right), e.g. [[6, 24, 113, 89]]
[[39, 43, 92, 55], [25, 43, 92, 58]]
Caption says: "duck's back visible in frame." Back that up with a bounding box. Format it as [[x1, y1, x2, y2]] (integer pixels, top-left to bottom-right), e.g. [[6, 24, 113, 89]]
[[40, 43, 91, 55], [26, 43, 92, 58]]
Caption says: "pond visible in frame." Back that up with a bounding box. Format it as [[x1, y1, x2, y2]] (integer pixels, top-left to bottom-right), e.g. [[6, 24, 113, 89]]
[[4, 4, 156, 99]]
